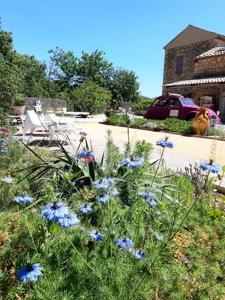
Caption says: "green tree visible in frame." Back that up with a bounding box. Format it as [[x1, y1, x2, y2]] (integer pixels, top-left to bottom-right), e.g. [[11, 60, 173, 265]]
[[46, 48, 112, 90], [107, 69, 140, 108], [70, 80, 111, 114], [77, 50, 112, 86], [47, 47, 79, 90], [0, 29, 14, 61], [14, 54, 47, 97], [0, 54, 19, 111], [0, 28, 20, 112]]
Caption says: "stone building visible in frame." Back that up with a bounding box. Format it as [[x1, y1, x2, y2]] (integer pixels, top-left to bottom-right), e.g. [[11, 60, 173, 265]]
[[162, 25, 225, 122]]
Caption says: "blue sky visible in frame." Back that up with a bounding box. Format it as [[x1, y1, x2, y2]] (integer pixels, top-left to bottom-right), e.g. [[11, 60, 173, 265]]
[[1, 0, 225, 97]]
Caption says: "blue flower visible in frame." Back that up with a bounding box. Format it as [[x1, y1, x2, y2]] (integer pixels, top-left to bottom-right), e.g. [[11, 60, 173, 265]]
[[41, 202, 69, 221], [200, 161, 220, 173], [76, 150, 94, 159], [115, 238, 133, 249], [147, 200, 157, 207], [11, 136, 20, 141], [109, 188, 118, 196], [139, 191, 156, 207], [139, 191, 154, 200], [154, 232, 164, 241], [79, 204, 93, 214], [0, 149, 8, 155], [89, 230, 103, 241], [2, 176, 14, 184], [18, 263, 42, 282], [121, 157, 144, 169], [0, 139, 8, 147], [92, 178, 114, 191], [132, 250, 146, 259], [97, 194, 110, 204], [156, 139, 173, 148], [58, 213, 80, 228], [13, 195, 33, 204]]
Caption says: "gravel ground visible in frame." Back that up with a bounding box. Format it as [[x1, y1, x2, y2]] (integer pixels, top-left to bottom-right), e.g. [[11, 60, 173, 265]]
[[20, 115, 225, 188]]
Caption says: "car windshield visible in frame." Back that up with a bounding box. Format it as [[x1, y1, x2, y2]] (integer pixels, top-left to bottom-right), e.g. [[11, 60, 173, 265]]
[[180, 98, 196, 106]]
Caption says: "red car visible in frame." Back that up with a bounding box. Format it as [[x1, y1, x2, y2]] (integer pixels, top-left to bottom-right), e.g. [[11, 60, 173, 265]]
[[144, 94, 220, 124]]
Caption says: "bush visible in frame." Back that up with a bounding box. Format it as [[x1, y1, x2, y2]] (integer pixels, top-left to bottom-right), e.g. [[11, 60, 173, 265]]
[[132, 117, 148, 127], [105, 113, 129, 126], [70, 80, 111, 114], [13, 94, 25, 106], [132, 96, 154, 111], [105, 115, 193, 135], [157, 118, 192, 134], [207, 126, 225, 138]]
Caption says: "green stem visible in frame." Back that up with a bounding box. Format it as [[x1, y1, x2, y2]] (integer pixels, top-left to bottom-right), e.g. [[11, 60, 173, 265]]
[[64, 231, 102, 279], [127, 125, 130, 156], [203, 169, 210, 191], [150, 148, 165, 188], [25, 215, 38, 254]]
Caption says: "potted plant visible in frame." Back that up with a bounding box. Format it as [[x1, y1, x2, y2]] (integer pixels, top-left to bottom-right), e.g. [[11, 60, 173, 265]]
[[13, 95, 26, 115]]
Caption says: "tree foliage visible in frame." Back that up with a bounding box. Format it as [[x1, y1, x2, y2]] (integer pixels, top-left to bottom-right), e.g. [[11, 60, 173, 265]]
[[70, 80, 111, 114], [107, 69, 140, 108], [14, 54, 47, 97], [0, 25, 141, 112], [0, 30, 20, 111]]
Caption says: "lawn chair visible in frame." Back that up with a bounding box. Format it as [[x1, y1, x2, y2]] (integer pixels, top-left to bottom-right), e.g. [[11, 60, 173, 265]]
[[22, 110, 48, 135]]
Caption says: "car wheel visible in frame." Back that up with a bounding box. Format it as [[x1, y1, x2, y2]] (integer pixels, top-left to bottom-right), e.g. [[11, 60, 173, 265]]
[[186, 113, 196, 121]]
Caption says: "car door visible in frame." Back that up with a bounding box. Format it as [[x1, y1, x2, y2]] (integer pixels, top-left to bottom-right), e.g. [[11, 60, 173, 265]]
[[148, 98, 170, 119], [168, 99, 181, 118]]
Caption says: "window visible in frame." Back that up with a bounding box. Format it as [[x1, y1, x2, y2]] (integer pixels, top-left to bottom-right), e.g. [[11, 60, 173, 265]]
[[175, 55, 184, 74], [153, 99, 169, 107], [168, 99, 181, 107]]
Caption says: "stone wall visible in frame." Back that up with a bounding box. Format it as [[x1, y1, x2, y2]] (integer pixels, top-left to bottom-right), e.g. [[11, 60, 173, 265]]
[[165, 85, 222, 111], [24, 97, 67, 112], [194, 55, 225, 77], [163, 38, 225, 85]]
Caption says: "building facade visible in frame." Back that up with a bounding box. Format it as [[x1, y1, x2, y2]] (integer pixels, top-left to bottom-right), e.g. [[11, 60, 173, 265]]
[[162, 25, 225, 122]]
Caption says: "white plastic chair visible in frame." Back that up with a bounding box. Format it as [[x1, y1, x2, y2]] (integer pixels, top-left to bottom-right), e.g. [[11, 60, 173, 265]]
[[22, 110, 47, 135]]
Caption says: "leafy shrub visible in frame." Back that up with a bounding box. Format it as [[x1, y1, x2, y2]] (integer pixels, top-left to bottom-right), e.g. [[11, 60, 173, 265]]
[[13, 94, 25, 106], [207, 126, 225, 138], [70, 80, 111, 114], [156, 118, 192, 134], [105, 113, 129, 126], [132, 97, 154, 111], [132, 117, 148, 127], [106, 115, 193, 135]]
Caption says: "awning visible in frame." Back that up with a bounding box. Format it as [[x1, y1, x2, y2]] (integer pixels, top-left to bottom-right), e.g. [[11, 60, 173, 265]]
[[164, 76, 225, 87]]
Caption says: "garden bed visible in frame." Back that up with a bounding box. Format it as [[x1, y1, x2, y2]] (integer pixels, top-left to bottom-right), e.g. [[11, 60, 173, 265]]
[[0, 130, 225, 299], [103, 114, 225, 141]]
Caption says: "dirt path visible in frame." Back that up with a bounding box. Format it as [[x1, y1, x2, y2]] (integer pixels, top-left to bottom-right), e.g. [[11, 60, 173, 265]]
[[79, 123, 225, 167]]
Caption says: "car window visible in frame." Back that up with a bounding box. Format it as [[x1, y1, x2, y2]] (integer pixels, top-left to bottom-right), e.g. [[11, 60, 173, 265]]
[[158, 99, 169, 106], [180, 98, 196, 106], [168, 99, 181, 107]]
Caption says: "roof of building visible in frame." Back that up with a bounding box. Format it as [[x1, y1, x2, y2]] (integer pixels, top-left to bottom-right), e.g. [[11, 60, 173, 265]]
[[164, 76, 225, 87], [196, 46, 225, 59], [164, 25, 225, 50]]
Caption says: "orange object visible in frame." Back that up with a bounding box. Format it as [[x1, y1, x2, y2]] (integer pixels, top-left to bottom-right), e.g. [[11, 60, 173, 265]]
[[192, 107, 210, 135]]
